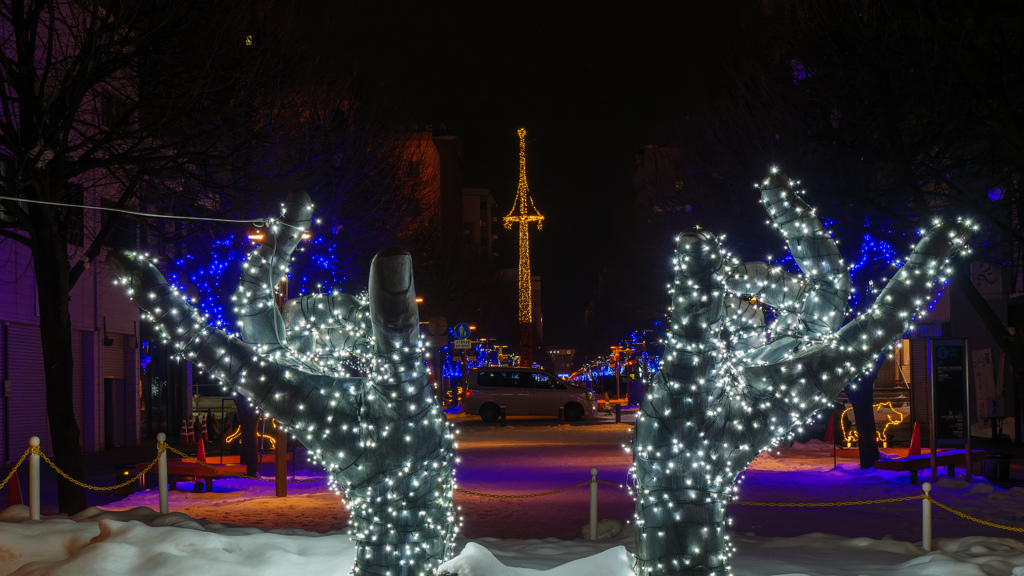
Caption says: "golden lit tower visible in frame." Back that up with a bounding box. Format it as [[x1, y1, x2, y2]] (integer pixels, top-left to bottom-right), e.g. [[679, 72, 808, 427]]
[[503, 128, 544, 366]]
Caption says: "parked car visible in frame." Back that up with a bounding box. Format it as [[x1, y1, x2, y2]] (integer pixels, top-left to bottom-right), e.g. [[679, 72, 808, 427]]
[[464, 367, 598, 422]]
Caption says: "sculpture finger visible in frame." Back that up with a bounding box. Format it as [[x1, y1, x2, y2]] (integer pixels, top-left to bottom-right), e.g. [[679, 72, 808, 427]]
[[232, 191, 315, 362], [106, 250, 335, 427], [741, 219, 972, 402], [725, 260, 806, 310], [661, 229, 725, 382], [282, 292, 371, 371], [760, 171, 852, 339], [723, 295, 766, 353], [368, 247, 420, 358]]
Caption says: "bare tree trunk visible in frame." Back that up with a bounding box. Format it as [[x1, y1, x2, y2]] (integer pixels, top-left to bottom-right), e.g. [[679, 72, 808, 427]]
[[845, 356, 884, 468], [32, 228, 87, 514], [845, 379, 881, 468], [233, 396, 260, 475]]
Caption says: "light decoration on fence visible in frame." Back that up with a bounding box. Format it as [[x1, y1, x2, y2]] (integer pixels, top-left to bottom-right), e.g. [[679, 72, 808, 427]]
[[631, 169, 974, 576], [223, 424, 278, 449], [109, 191, 457, 576], [840, 402, 906, 448]]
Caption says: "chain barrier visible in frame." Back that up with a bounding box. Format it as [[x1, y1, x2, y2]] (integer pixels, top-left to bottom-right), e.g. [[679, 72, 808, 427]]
[[456, 480, 593, 499], [0, 442, 327, 497], [455, 477, 633, 499], [161, 444, 327, 484], [732, 495, 926, 507], [0, 447, 32, 492], [927, 495, 1024, 533], [32, 444, 168, 492], [453, 476, 1024, 536], [6, 443, 1024, 536]]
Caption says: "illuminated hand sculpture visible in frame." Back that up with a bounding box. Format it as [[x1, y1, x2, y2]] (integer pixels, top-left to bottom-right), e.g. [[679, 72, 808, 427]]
[[632, 171, 972, 576], [107, 192, 455, 576]]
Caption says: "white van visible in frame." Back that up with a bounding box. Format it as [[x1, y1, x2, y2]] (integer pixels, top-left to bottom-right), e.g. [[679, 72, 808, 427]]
[[463, 367, 598, 421]]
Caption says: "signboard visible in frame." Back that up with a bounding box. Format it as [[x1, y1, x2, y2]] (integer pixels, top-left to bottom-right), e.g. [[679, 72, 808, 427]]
[[453, 323, 471, 339], [454, 339, 471, 349], [930, 338, 969, 447]]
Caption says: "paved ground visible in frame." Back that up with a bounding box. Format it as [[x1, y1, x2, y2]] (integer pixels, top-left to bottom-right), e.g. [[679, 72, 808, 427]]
[[2, 408, 1023, 538]]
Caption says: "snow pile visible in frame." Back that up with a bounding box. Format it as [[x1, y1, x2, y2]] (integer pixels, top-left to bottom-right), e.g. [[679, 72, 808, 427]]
[[3, 436, 1023, 575], [3, 504, 1024, 575], [0, 505, 353, 576]]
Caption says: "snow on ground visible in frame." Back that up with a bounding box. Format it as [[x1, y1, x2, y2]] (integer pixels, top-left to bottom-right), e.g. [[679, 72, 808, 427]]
[[3, 504, 1024, 576], [2, 422, 1024, 575]]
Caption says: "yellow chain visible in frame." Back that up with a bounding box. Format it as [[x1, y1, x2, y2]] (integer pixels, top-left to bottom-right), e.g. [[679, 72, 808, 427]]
[[927, 496, 1024, 533], [16, 442, 1022, 536], [457, 480, 593, 499], [162, 445, 327, 484], [32, 445, 167, 492], [0, 447, 32, 492], [732, 495, 925, 507]]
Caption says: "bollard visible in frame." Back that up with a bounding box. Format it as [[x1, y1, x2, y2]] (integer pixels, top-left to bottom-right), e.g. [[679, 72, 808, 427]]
[[29, 436, 40, 520], [275, 427, 287, 498], [558, 406, 565, 424], [157, 432, 169, 514], [615, 404, 621, 424], [590, 467, 599, 540], [499, 406, 506, 428], [922, 482, 932, 551]]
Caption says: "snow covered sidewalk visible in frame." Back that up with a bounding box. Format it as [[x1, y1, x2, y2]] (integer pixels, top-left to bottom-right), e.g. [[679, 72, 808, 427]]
[[3, 504, 1024, 576], [3, 432, 1024, 575]]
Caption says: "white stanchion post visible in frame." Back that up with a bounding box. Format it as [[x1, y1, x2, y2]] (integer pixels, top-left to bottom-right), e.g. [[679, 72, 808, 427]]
[[157, 432, 169, 514], [922, 482, 932, 552], [590, 466, 598, 541], [29, 436, 40, 520]]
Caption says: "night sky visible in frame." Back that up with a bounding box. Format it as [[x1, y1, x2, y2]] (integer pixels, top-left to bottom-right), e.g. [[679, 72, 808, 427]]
[[339, 2, 763, 350]]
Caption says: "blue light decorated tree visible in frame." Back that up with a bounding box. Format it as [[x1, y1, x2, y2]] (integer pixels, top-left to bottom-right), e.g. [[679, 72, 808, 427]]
[[632, 170, 972, 576]]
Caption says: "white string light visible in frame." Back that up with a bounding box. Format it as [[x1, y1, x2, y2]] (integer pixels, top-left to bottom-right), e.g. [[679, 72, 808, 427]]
[[631, 170, 974, 576], [110, 192, 457, 576]]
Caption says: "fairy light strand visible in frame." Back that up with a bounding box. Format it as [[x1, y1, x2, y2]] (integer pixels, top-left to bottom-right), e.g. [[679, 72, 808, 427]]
[[111, 192, 458, 576], [631, 169, 974, 576]]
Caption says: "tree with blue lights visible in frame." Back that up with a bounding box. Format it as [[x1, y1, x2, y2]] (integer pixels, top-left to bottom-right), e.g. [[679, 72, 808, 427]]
[[632, 170, 972, 576]]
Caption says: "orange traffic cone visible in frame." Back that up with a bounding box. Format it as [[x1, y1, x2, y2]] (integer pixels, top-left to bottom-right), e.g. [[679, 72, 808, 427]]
[[180, 418, 194, 445], [908, 422, 921, 456], [200, 416, 209, 442], [196, 438, 207, 463], [6, 469, 23, 507]]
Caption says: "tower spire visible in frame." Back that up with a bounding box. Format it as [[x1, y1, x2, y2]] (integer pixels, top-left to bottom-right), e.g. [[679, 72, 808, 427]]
[[503, 128, 544, 366]]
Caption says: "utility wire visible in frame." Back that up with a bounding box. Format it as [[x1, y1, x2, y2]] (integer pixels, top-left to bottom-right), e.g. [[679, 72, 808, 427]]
[[0, 194, 307, 230]]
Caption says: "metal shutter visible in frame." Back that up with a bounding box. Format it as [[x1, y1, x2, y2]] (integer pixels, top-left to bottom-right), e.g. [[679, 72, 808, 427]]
[[6, 323, 51, 454], [103, 333, 124, 379]]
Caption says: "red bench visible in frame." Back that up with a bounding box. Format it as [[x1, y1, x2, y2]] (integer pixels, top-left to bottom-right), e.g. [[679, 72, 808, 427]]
[[136, 459, 247, 493], [874, 449, 986, 484]]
